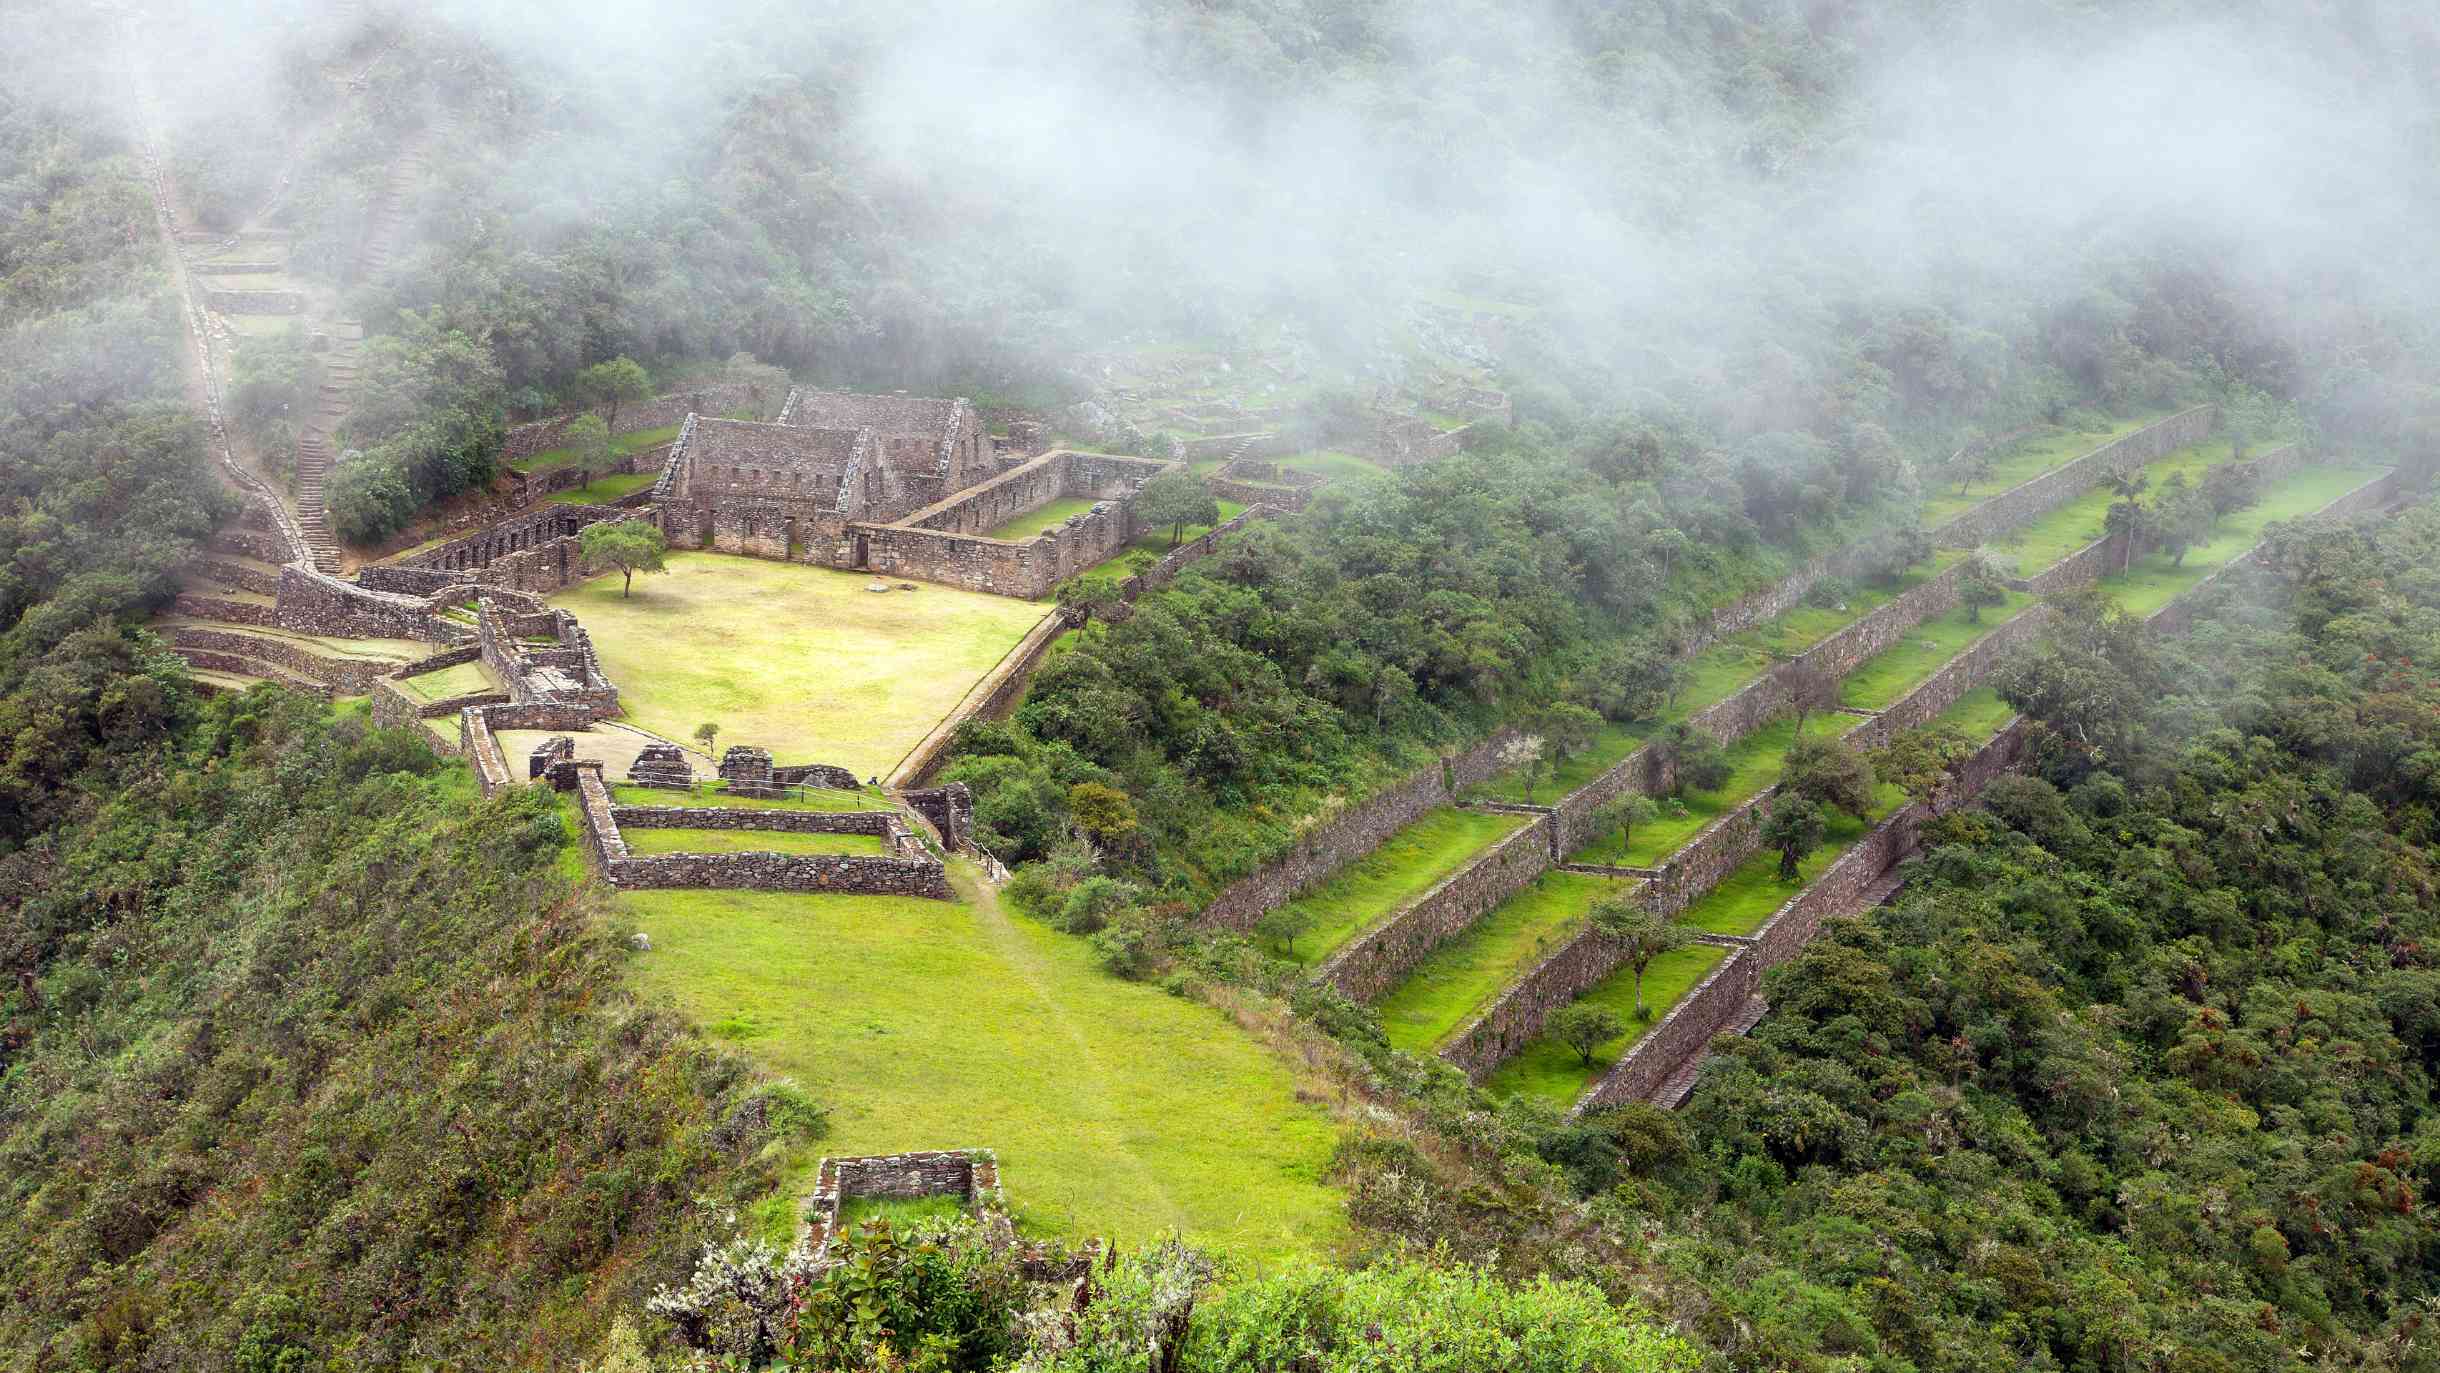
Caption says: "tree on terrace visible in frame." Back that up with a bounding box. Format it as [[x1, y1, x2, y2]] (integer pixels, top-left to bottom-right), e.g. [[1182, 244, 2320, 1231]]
[[1136, 469, 1221, 549], [565, 413, 612, 477], [579, 357, 652, 433], [1760, 795, 1828, 881], [1551, 1003, 1626, 1067], [1591, 897, 1691, 1020], [580, 520, 668, 598], [1960, 551, 2012, 623]]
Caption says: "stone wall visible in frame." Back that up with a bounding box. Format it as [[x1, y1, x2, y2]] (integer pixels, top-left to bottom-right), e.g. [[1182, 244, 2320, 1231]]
[[604, 849, 952, 898], [850, 450, 1172, 598], [1930, 405, 2216, 548], [901, 783, 974, 851], [803, 1150, 999, 1256], [610, 805, 902, 838], [1565, 952, 1758, 1109], [1199, 729, 1524, 931], [889, 610, 1071, 789], [1315, 817, 1556, 1003], [203, 288, 303, 314], [185, 557, 284, 595], [1118, 506, 1270, 599], [273, 565, 444, 640], [1845, 607, 2056, 750], [170, 625, 397, 694], [176, 647, 330, 698], [174, 593, 282, 627], [500, 381, 769, 465]]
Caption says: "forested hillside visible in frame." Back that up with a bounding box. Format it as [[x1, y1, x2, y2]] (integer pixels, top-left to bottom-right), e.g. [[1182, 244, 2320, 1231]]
[[2, 0, 2438, 1369]]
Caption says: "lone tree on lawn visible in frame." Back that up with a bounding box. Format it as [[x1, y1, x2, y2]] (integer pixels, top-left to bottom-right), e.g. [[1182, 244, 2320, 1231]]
[[1591, 896, 1690, 1020], [1256, 904, 1316, 961], [581, 520, 667, 598], [693, 721, 720, 755], [1592, 793, 1659, 862], [1551, 1003, 1626, 1067], [1959, 551, 2011, 623], [1761, 795, 1827, 880], [565, 413, 612, 478], [1136, 469, 1220, 548], [1658, 722, 1732, 798], [578, 357, 652, 433]]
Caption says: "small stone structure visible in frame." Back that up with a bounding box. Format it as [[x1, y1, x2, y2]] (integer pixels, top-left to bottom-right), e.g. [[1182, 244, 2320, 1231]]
[[628, 743, 695, 789], [564, 763, 951, 898], [476, 595, 619, 716], [802, 1150, 1002, 1257]]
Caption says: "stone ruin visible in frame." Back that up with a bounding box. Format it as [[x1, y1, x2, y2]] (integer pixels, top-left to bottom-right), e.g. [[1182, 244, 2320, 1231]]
[[528, 733, 577, 784], [627, 743, 694, 790]]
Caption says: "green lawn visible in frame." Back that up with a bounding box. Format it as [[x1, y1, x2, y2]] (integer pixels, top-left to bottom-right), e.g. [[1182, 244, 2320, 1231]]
[[1839, 593, 2036, 711], [1986, 440, 2233, 574], [546, 471, 659, 504], [552, 553, 1046, 779], [1918, 411, 2170, 529], [1568, 713, 1855, 867], [1931, 686, 2017, 743], [1673, 800, 1885, 938], [1128, 498, 1247, 558], [986, 497, 1100, 541], [1274, 449, 1390, 483], [395, 658, 500, 703], [612, 782, 886, 812], [2097, 464, 2387, 617], [1485, 941, 1731, 1107], [1374, 871, 1637, 1054], [835, 1193, 970, 1233], [617, 827, 889, 857], [1282, 808, 1532, 963], [621, 874, 1345, 1263], [516, 423, 681, 474]]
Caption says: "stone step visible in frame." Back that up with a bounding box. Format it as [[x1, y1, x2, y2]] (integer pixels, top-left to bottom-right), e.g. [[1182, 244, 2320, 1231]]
[[175, 647, 333, 699]]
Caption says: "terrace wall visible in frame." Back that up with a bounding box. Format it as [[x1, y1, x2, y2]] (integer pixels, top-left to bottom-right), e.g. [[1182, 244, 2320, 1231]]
[[501, 381, 769, 465], [1314, 816, 1557, 1003], [570, 766, 950, 896], [169, 625, 398, 694], [1930, 405, 2216, 548], [273, 565, 445, 640], [889, 609, 1071, 789], [2145, 468, 2399, 634], [1199, 728, 1525, 931], [1561, 951, 1759, 1108]]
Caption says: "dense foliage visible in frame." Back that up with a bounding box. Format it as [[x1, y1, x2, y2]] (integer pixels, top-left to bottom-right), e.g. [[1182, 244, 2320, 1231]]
[[1598, 502, 2440, 1371]]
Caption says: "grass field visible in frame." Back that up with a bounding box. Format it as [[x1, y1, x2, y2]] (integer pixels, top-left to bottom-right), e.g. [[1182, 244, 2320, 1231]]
[[1917, 411, 2169, 529], [1373, 871, 1637, 1054], [553, 553, 1046, 778], [1567, 713, 1856, 867], [395, 659, 500, 702], [546, 471, 659, 504], [1931, 686, 2017, 742], [1986, 439, 2233, 573], [2097, 463, 2386, 617], [617, 827, 890, 857], [986, 497, 1100, 541], [1485, 941, 1731, 1107], [1840, 593, 2036, 710], [1283, 808, 1532, 962], [620, 872, 1345, 1263], [517, 423, 681, 474], [1673, 799, 1884, 938]]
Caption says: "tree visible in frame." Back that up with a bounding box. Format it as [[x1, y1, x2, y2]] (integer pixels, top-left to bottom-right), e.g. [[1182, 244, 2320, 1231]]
[[1659, 722, 1732, 797], [1590, 897, 1691, 1019], [1592, 793, 1659, 860], [1135, 469, 1221, 548], [1782, 733, 1876, 822], [565, 413, 613, 477], [2153, 472, 2216, 568], [1761, 795, 1827, 880], [723, 352, 793, 416], [2201, 459, 2261, 517], [693, 721, 720, 755], [1550, 1003, 1626, 1067], [1870, 726, 1975, 812], [579, 357, 652, 433], [580, 520, 668, 598], [1959, 551, 2011, 623], [1055, 577, 1126, 630], [1256, 904, 1316, 960], [1525, 703, 1603, 802], [1591, 639, 1679, 722], [1865, 526, 1935, 585], [1066, 781, 1140, 847], [2104, 493, 2152, 575]]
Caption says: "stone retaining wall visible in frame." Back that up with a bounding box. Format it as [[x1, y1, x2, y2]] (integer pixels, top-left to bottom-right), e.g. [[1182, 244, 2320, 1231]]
[[176, 647, 330, 698], [1315, 816, 1556, 1003], [501, 382, 768, 464], [1565, 952, 1758, 1109], [889, 609, 1072, 789], [804, 1150, 999, 1255], [185, 557, 283, 595], [1119, 506, 1269, 599], [173, 594, 281, 626], [274, 565, 444, 640], [1930, 405, 2216, 548], [203, 288, 303, 314], [610, 805, 902, 838], [1198, 728, 1525, 931], [1844, 607, 2056, 751], [2145, 468, 2398, 634], [604, 849, 951, 898], [170, 625, 396, 693]]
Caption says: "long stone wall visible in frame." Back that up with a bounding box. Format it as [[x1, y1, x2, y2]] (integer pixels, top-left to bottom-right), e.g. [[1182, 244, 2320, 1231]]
[[1119, 506, 1270, 599], [604, 848, 951, 898], [1198, 729, 1524, 932], [1314, 817, 1557, 1003], [1930, 405, 2216, 548], [1563, 951, 1758, 1109], [1845, 607, 2056, 750], [169, 625, 399, 694], [889, 609, 1072, 789], [173, 593, 282, 627], [610, 805, 903, 839], [501, 381, 770, 465], [273, 565, 447, 640]]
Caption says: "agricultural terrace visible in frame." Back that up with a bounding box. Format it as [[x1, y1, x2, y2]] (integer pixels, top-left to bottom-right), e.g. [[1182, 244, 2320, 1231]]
[[552, 552, 1046, 779], [1471, 551, 1966, 806], [1280, 807, 1533, 963], [1566, 712, 1866, 867], [1486, 942, 1730, 1106], [1916, 409, 2172, 528], [1986, 438, 2235, 574], [2095, 460, 2390, 616], [516, 423, 681, 474], [619, 870, 1345, 1263], [1373, 870, 1637, 1054]]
